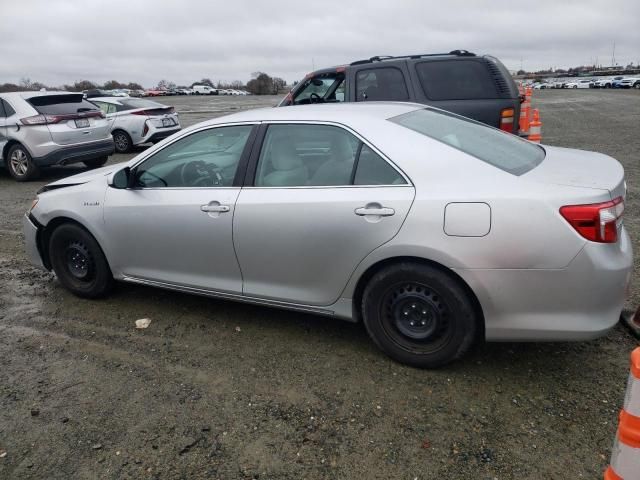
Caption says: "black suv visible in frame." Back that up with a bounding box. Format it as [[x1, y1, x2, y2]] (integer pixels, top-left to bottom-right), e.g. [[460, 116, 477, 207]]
[[279, 50, 521, 134]]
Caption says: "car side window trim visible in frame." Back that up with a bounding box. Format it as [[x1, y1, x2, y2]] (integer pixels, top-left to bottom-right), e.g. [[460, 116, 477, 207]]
[[243, 121, 412, 188], [0, 99, 6, 118], [127, 122, 260, 190]]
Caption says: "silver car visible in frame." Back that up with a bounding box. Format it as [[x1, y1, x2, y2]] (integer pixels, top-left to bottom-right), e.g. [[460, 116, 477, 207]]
[[89, 97, 181, 153], [0, 91, 114, 181], [22, 102, 632, 367]]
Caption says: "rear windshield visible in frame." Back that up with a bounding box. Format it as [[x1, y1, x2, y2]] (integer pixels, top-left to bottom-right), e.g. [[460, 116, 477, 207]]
[[119, 98, 166, 110], [27, 94, 100, 115], [416, 60, 499, 100], [390, 108, 544, 176]]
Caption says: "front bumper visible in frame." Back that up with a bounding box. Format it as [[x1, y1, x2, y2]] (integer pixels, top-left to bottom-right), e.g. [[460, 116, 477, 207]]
[[23, 214, 46, 270], [32, 139, 115, 167]]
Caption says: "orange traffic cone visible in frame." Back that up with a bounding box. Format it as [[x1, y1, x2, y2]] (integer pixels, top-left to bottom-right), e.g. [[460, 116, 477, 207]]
[[604, 348, 640, 480], [528, 109, 542, 143]]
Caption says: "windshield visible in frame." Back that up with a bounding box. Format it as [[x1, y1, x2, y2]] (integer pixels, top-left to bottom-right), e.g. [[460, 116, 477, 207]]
[[292, 72, 345, 105], [390, 108, 545, 176]]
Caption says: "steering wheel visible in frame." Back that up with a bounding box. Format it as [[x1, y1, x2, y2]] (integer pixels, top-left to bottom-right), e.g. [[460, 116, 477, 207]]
[[179, 160, 223, 187], [309, 92, 322, 103]]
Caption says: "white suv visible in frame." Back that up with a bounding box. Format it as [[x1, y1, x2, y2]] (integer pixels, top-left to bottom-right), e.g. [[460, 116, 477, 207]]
[[0, 91, 114, 181], [89, 97, 181, 153]]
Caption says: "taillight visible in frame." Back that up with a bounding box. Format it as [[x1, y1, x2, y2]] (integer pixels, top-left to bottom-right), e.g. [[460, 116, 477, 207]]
[[21, 111, 103, 125], [499, 108, 515, 133], [142, 121, 149, 136], [21, 114, 59, 125], [560, 197, 624, 243]]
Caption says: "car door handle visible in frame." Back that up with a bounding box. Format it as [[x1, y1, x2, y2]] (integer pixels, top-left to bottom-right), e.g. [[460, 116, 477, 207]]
[[200, 204, 230, 213], [355, 206, 395, 217]]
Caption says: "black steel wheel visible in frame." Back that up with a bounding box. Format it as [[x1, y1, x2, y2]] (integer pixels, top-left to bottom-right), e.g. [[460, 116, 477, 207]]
[[362, 262, 478, 368], [49, 223, 113, 298]]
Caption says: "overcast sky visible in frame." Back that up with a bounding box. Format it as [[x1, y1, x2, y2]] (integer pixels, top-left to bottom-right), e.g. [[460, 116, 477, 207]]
[[1, 0, 638, 88]]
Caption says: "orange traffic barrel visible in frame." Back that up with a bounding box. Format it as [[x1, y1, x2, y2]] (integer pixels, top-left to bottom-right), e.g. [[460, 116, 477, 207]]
[[528, 109, 542, 143], [604, 348, 640, 479]]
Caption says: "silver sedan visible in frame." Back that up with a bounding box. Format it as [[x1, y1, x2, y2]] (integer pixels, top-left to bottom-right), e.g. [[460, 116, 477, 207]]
[[23, 103, 632, 367]]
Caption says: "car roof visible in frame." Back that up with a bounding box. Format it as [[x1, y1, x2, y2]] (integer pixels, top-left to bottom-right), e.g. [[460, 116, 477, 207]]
[[90, 97, 126, 103], [0, 91, 80, 101], [202, 102, 425, 127]]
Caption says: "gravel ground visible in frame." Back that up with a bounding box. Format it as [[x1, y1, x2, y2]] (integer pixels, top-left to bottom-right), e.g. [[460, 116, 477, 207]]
[[1, 90, 639, 479]]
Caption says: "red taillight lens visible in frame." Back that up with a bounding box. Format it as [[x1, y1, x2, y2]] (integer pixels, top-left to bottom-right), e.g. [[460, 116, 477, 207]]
[[499, 108, 515, 133], [560, 197, 624, 243], [131, 110, 148, 116], [21, 114, 58, 125]]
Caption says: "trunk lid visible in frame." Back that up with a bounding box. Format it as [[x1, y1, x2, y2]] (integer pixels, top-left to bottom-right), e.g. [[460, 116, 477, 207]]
[[523, 145, 625, 199]]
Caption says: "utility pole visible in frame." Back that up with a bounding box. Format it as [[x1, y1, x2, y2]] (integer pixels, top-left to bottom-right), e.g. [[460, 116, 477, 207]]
[[611, 41, 616, 67]]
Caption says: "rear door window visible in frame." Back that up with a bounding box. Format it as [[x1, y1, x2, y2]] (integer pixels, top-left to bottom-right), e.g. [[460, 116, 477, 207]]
[[356, 67, 409, 101], [416, 60, 499, 100], [27, 94, 100, 115], [1, 99, 14, 116], [390, 108, 544, 176]]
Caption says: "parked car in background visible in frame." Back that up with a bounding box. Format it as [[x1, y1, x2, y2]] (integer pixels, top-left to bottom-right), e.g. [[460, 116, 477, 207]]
[[178, 88, 194, 95], [192, 85, 218, 95], [23, 102, 631, 368], [89, 97, 180, 153], [109, 89, 129, 97], [143, 89, 164, 97], [594, 76, 623, 88], [565, 79, 593, 89], [617, 77, 640, 89], [84, 89, 112, 98], [0, 91, 113, 181], [278, 50, 523, 134]]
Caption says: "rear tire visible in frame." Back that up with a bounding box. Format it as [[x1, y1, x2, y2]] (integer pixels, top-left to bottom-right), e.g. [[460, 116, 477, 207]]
[[112, 130, 132, 153], [362, 263, 478, 368], [84, 156, 108, 169], [6, 144, 39, 181], [49, 223, 113, 298]]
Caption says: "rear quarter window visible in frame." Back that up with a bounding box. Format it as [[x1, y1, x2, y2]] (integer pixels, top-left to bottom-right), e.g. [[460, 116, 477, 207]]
[[390, 108, 544, 176], [27, 94, 100, 115], [416, 60, 500, 100]]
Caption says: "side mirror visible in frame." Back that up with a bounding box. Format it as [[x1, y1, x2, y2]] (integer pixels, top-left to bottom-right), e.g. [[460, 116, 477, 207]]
[[108, 167, 132, 189]]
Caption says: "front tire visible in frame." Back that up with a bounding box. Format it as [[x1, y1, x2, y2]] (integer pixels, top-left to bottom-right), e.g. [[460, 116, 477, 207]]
[[362, 263, 478, 368], [49, 223, 113, 298], [84, 156, 108, 169], [112, 130, 132, 153], [7, 144, 39, 181]]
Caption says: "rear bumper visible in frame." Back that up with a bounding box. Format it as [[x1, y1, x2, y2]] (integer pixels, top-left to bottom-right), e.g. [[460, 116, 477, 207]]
[[457, 228, 633, 341], [23, 214, 46, 270], [32, 139, 114, 167], [143, 127, 181, 144]]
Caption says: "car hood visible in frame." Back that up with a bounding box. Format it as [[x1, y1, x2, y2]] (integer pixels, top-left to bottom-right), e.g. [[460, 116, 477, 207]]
[[40, 162, 127, 191], [523, 145, 625, 198]]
